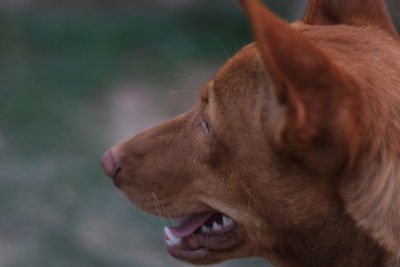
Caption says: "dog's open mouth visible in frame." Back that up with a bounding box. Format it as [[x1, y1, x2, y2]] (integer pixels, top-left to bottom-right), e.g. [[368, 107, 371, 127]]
[[163, 212, 241, 261]]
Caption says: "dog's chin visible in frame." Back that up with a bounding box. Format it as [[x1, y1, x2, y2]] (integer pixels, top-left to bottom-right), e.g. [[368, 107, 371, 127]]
[[168, 244, 245, 265], [122, 191, 246, 264], [163, 212, 245, 265]]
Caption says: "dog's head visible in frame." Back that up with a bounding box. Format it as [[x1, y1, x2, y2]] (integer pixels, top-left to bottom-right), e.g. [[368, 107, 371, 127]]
[[102, 0, 400, 265]]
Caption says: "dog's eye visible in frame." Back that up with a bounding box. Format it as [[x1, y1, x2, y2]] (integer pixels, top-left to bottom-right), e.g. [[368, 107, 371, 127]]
[[200, 120, 212, 134]]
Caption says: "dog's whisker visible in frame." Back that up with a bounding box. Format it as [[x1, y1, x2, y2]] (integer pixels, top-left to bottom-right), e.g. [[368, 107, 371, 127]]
[[159, 199, 174, 224], [151, 193, 164, 224], [210, 36, 231, 61], [152, 199, 161, 217], [152, 192, 169, 225], [152, 199, 169, 229], [165, 90, 199, 96], [162, 72, 193, 78]]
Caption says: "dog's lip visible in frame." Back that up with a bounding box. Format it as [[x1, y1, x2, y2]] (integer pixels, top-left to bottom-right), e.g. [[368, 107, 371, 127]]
[[167, 245, 210, 261], [164, 212, 236, 241], [165, 224, 241, 262], [163, 212, 242, 262], [168, 212, 216, 238]]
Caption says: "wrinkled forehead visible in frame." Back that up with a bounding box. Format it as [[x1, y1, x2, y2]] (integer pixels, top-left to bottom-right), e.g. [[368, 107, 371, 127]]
[[200, 43, 263, 106], [197, 43, 271, 141]]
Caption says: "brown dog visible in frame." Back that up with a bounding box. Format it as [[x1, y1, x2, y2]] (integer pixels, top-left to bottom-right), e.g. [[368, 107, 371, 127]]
[[101, 0, 400, 266]]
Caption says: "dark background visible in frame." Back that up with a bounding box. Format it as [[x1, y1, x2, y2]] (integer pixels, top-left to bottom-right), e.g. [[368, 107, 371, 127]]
[[1, 1, 398, 266]]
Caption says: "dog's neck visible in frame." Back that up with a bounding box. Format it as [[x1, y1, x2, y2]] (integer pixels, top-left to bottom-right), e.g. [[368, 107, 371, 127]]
[[263, 214, 392, 267], [387, 258, 400, 267]]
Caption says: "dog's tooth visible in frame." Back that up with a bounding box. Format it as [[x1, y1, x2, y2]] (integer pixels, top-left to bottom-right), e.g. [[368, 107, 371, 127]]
[[166, 240, 174, 246], [201, 225, 211, 233], [222, 215, 234, 227], [212, 221, 222, 231], [164, 227, 182, 245]]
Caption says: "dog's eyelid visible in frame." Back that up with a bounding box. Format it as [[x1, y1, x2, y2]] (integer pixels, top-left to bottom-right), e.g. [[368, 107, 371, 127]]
[[201, 96, 209, 105], [200, 119, 212, 134], [201, 80, 215, 106]]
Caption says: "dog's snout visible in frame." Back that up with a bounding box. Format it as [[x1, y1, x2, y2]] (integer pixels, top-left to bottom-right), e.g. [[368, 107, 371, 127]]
[[101, 149, 119, 178]]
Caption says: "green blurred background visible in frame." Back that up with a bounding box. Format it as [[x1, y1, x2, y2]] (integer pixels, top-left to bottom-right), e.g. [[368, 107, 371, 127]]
[[0, 1, 398, 266]]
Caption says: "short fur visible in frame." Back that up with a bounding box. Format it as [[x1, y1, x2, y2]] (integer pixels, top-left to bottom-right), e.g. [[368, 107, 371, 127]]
[[103, 0, 400, 266]]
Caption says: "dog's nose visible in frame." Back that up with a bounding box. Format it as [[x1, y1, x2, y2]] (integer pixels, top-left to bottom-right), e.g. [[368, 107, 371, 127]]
[[101, 149, 118, 178]]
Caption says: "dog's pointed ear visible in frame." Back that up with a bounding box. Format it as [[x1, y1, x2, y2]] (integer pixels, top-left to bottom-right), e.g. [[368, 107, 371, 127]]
[[240, 0, 361, 169], [303, 0, 398, 38], [340, 156, 400, 256]]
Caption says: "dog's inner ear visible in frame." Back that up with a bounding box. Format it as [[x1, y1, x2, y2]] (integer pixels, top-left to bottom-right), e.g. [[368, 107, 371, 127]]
[[240, 0, 361, 171], [303, 0, 399, 38]]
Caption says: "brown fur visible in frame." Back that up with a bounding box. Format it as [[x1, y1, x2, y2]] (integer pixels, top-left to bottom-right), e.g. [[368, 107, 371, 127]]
[[104, 0, 400, 266]]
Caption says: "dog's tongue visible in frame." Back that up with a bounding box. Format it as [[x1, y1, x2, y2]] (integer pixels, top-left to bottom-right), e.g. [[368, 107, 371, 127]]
[[169, 212, 215, 238]]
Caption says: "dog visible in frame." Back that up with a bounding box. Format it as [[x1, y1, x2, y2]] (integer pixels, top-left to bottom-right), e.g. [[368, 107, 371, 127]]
[[101, 0, 400, 266]]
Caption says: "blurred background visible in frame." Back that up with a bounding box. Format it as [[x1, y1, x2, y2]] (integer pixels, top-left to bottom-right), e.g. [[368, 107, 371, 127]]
[[0, 0, 398, 266]]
